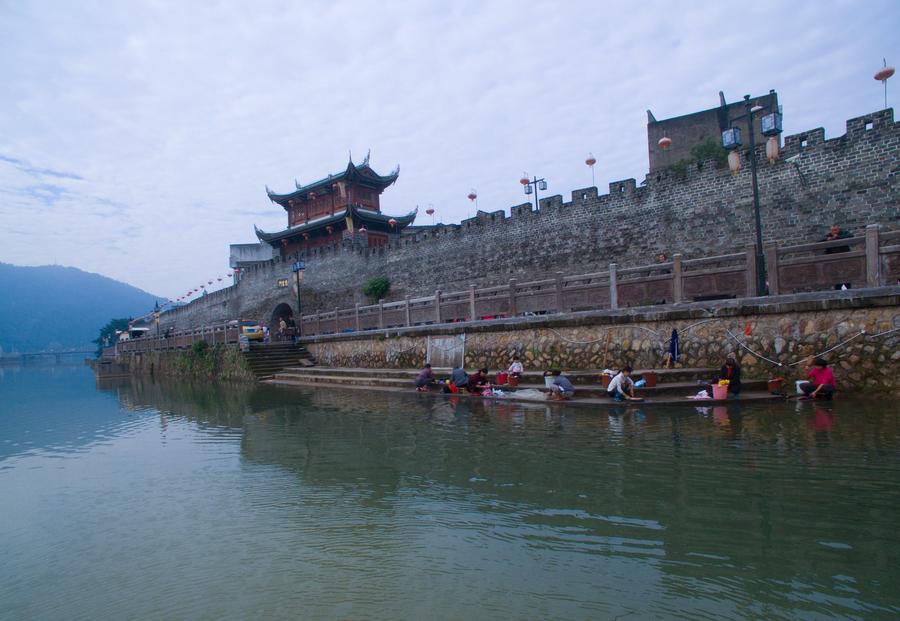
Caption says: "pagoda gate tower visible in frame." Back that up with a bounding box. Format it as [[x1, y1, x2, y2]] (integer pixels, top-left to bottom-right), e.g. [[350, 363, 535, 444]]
[[255, 155, 416, 257]]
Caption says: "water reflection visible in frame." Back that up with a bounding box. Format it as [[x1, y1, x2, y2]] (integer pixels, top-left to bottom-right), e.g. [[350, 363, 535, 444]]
[[1, 366, 899, 620]]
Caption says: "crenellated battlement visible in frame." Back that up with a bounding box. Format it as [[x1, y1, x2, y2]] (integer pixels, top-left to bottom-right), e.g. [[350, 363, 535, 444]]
[[163, 107, 899, 329]]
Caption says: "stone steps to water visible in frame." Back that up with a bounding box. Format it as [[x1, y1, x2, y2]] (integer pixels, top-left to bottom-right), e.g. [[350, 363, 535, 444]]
[[266, 365, 780, 406], [270, 369, 767, 397], [264, 376, 780, 408], [242, 342, 317, 378], [271, 366, 719, 385]]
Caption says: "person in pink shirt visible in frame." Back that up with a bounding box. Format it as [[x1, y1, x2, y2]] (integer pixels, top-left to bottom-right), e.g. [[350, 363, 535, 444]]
[[800, 357, 836, 400]]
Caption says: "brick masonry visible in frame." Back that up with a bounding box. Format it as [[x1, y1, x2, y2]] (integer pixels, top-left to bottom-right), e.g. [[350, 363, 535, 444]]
[[161, 108, 900, 332], [302, 289, 900, 394]]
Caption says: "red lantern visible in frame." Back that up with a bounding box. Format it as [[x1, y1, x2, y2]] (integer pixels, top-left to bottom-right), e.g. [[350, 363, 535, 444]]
[[467, 190, 477, 201], [388, 218, 398, 227], [519, 173, 529, 185], [585, 153, 596, 167], [425, 208, 435, 216], [875, 66, 895, 82], [658, 137, 672, 150], [728, 150, 742, 175], [766, 136, 780, 164]]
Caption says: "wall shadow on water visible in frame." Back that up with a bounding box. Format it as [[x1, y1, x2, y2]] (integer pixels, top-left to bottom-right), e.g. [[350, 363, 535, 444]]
[[111, 376, 900, 618]]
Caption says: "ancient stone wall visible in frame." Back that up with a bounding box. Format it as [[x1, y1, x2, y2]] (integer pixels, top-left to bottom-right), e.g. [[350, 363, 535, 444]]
[[303, 290, 900, 394], [161, 108, 900, 331]]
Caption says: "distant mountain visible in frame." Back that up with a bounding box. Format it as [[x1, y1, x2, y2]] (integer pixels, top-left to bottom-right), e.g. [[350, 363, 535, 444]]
[[0, 262, 163, 353]]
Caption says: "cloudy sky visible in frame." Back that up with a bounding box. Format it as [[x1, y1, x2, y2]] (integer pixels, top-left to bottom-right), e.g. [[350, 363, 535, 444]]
[[2, 0, 898, 299]]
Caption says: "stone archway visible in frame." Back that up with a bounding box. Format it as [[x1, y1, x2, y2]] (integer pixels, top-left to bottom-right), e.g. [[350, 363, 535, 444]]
[[270, 303, 295, 341]]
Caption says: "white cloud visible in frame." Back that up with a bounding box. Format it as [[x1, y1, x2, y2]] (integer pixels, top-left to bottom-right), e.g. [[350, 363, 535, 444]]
[[1, 0, 898, 298]]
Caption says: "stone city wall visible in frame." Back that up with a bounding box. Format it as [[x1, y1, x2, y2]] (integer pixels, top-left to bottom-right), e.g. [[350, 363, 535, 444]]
[[303, 290, 900, 394], [161, 108, 900, 332]]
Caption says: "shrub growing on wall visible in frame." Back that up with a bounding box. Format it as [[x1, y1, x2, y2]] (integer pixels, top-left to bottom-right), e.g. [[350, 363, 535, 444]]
[[363, 276, 391, 302]]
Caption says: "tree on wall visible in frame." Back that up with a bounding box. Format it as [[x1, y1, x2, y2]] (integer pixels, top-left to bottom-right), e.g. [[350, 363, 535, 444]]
[[93, 317, 132, 356], [363, 277, 391, 303]]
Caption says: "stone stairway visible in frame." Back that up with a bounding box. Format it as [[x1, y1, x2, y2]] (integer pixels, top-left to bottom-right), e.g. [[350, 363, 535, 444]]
[[242, 342, 317, 378], [265, 366, 776, 403]]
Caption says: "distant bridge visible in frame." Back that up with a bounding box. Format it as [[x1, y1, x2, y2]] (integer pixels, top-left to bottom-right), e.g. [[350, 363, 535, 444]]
[[0, 350, 95, 364]]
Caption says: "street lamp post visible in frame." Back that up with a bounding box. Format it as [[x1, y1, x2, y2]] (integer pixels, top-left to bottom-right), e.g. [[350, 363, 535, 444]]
[[291, 260, 305, 337], [519, 173, 548, 211], [721, 94, 783, 297]]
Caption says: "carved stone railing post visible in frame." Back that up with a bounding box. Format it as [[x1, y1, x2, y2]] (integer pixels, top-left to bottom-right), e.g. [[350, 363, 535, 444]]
[[434, 290, 442, 324], [334, 307, 339, 334], [608, 263, 618, 310], [354, 303, 360, 332], [764, 242, 779, 295], [866, 224, 881, 287], [469, 284, 476, 321], [378, 299, 385, 329], [315, 313, 321, 336], [672, 254, 683, 303], [555, 271, 565, 313], [745, 244, 758, 297], [404, 295, 411, 326], [508, 278, 517, 317]]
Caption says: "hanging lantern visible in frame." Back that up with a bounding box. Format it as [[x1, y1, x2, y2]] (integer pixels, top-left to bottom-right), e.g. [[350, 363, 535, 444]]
[[728, 150, 742, 175], [658, 136, 672, 150], [519, 173, 529, 185], [309, 191, 317, 200], [425, 208, 435, 216], [303, 232, 310, 240], [326, 225, 333, 234], [766, 136, 780, 164], [585, 153, 596, 167], [388, 218, 398, 227], [875, 65, 895, 82], [467, 190, 477, 202]]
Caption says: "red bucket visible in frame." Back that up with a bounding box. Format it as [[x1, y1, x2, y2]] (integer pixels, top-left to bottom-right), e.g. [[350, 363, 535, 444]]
[[495, 372, 508, 385], [508, 375, 519, 387]]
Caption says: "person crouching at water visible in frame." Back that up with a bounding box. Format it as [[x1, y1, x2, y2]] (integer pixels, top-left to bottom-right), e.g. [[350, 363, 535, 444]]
[[415, 363, 435, 392], [800, 357, 836, 400], [607, 367, 640, 401], [467, 368, 491, 394], [547, 369, 575, 400], [717, 356, 742, 395]]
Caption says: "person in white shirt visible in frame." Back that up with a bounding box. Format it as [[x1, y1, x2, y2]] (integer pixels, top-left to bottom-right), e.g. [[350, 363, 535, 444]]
[[507, 355, 524, 377], [607, 367, 640, 401]]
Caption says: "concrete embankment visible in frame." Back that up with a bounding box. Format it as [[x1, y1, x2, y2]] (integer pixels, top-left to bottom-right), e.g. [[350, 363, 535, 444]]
[[301, 288, 900, 395]]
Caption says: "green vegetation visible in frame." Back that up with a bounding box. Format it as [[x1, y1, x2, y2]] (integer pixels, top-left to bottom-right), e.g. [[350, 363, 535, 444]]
[[93, 317, 132, 357], [690, 137, 729, 167], [667, 137, 729, 179], [363, 276, 391, 302]]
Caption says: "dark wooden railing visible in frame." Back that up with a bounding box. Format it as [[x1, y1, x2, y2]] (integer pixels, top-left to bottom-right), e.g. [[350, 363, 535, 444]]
[[299, 224, 900, 336]]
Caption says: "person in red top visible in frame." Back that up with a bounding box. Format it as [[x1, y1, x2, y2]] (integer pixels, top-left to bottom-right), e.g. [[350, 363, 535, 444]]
[[800, 357, 836, 400]]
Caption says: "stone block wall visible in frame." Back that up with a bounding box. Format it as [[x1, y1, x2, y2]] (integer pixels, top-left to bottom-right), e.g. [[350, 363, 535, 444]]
[[304, 290, 900, 394], [162, 108, 900, 332]]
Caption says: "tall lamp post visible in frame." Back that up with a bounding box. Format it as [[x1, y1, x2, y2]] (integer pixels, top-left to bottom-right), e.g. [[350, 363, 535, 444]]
[[721, 94, 783, 297], [291, 260, 305, 337], [519, 173, 547, 211]]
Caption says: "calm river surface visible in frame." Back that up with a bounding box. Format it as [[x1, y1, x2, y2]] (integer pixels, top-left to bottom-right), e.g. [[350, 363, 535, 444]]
[[1, 364, 899, 620]]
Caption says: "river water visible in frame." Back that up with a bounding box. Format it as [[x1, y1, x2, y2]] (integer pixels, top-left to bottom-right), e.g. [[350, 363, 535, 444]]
[[1, 364, 898, 620]]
